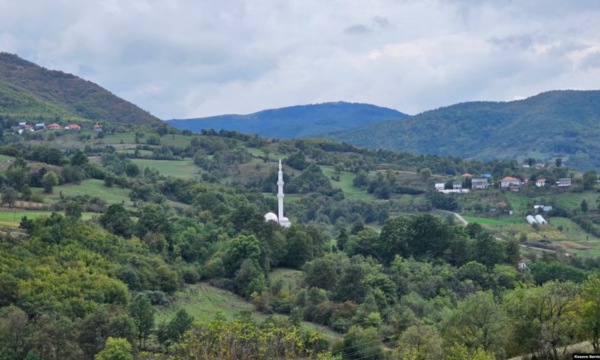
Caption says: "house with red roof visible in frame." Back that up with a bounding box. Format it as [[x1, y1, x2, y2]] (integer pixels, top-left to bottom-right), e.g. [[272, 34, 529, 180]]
[[461, 173, 472, 178], [536, 179, 547, 187], [46, 123, 61, 130], [500, 177, 522, 188]]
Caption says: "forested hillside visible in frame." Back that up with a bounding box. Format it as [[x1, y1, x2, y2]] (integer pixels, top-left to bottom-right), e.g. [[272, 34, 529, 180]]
[[0, 53, 164, 126], [322, 90, 600, 170], [168, 102, 407, 139]]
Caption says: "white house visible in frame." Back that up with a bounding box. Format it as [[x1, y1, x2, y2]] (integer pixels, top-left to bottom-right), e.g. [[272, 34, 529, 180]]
[[557, 178, 572, 187], [435, 183, 445, 191], [536, 179, 547, 187], [471, 178, 489, 189], [500, 177, 522, 188]]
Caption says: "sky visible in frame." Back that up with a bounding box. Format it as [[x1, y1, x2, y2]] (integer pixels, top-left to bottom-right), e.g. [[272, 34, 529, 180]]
[[1, 0, 600, 120]]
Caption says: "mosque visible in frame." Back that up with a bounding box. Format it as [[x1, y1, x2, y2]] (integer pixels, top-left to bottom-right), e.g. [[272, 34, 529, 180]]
[[264, 160, 291, 228]]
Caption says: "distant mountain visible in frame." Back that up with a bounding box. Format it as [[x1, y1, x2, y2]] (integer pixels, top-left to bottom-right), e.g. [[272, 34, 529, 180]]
[[0, 53, 163, 126], [321, 90, 600, 170], [168, 102, 407, 139]]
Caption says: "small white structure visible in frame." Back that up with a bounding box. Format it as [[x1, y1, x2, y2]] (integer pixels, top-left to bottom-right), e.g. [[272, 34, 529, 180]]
[[535, 215, 548, 225], [435, 183, 445, 191], [35, 123, 46, 130], [264, 160, 291, 228], [501, 177, 522, 188], [526, 215, 538, 225], [518, 261, 529, 271], [557, 178, 572, 187], [536, 179, 547, 187], [438, 189, 470, 194]]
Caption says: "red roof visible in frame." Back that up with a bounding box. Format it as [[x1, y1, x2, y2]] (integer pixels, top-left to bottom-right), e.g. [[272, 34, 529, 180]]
[[93, 124, 102, 128], [68, 124, 80, 129], [536, 179, 546, 183], [461, 173, 472, 177], [501, 177, 520, 182], [47, 123, 61, 129], [498, 202, 507, 206]]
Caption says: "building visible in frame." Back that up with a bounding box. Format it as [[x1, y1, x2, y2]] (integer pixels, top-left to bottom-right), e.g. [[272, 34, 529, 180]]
[[66, 124, 81, 130], [453, 181, 462, 190], [35, 123, 46, 130], [18, 122, 26, 128], [480, 174, 492, 178], [93, 124, 103, 132], [471, 178, 490, 189], [264, 160, 291, 228], [47, 123, 61, 130], [535, 163, 545, 169], [522, 164, 530, 168], [557, 178, 572, 187], [500, 177, 522, 188], [461, 173, 472, 178], [536, 179, 547, 187], [435, 183, 445, 191]]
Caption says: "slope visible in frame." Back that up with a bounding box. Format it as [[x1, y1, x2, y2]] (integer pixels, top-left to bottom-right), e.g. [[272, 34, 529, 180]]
[[322, 90, 600, 170], [168, 102, 407, 138], [0, 52, 164, 126]]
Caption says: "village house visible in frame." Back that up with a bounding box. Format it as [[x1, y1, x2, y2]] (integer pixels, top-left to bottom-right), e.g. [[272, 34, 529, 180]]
[[461, 173, 472, 178], [18, 122, 26, 128], [557, 178, 572, 187], [536, 179, 547, 187], [453, 181, 462, 190], [535, 163, 545, 169], [35, 123, 46, 130], [65, 124, 81, 130], [46, 123, 61, 130], [471, 178, 490, 189], [93, 124, 103, 132], [500, 176, 522, 189], [435, 183, 445, 191]]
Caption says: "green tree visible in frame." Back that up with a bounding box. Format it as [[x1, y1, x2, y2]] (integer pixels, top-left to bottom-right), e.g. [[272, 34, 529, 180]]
[[393, 323, 443, 360], [342, 325, 384, 360], [65, 201, 84, 219], [42, 171, 59, 193], [556, 158, 562, 167], [582, 199, 589, 213], [0, 273, 20, 307], [146, 134, 161, 145], [419, 168, 432, 182], [225, 234, 262, 275], [6, 166, 29, 191], [99, 204, 134, 238], [157, 309, 194, 347], [583, 170, 598, 191], [94, 337, 133, 360], [124, 163, 140, 178], [104, 172, 116, 187], [21, 184, 32, 201], [1, 187, 18, 208], [583, 274, 600, 351], [128, 293, 155, 349], [70, 150, 89, 167], [156, 265, 179, 294], [304, 257, 339, 291], [0, 306, 35, 360], [443, 291, 508, 356]]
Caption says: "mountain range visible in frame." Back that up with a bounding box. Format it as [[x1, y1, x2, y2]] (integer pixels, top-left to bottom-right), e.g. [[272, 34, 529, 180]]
[[320, 90, 600, 170], [0, 53, 163, 126], [167, 102, 407, 139]]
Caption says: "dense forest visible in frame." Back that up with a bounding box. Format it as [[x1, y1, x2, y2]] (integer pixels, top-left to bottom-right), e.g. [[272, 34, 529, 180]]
[[322, 90, 600, 170], [0, 123, 599, 360]]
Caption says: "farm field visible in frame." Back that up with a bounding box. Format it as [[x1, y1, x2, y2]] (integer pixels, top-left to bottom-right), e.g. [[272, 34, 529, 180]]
[[156, 282, 342, 343], [0, 211, 95, 223], [31, 179, 134, 207], [131, 158, 200, 179], [463, 216, 525, 225], [320, 166, 374, 200]]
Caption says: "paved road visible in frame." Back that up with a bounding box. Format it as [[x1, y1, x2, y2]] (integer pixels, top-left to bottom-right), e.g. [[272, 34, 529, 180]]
[[453, 213, 469, 226]]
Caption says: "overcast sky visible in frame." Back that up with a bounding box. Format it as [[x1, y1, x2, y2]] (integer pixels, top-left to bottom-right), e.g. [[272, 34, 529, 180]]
[[1, 0, 600, 119]]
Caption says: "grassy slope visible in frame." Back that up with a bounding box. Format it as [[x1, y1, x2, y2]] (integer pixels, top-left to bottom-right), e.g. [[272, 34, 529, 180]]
[[131, 159, 200, 179], [31, 179, 134, 207]]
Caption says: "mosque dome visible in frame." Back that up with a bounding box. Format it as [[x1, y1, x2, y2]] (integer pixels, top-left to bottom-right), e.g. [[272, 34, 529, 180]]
[[264, 212, 278, 222]]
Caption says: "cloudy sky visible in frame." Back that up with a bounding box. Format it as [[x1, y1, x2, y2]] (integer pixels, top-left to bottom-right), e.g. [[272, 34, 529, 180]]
[[1, 0, 600, 119]]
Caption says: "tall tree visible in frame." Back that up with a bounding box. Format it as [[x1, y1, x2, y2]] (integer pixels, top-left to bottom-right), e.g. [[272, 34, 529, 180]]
[[128, 293, 155, 349], [583, 274, 600, 351], [42, 171, 59, 193], [94, 337, 133, 360]]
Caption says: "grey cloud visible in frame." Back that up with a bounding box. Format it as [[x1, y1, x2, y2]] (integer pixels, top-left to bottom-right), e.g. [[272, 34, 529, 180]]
[[344, 24, 370, 35], [373, 16, 392, 30], [488, 34, 535, 50], [580, 52, 600, 70]]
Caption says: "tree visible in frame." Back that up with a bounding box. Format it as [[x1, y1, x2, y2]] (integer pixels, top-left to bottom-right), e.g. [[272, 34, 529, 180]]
[[1, 187, 18, 208], [0, 306, 34, 360], [104, 172, 116, 187], [504, 281, 583, 360], [6, 166, 29, 191], [99, 204, 134, 238], [527, 158, 536, 167], [21, 185, 32, 201], [157, 309, 194, 347], [443, 291, 508, 357], [146, 134, 161, 145], [334, 163, 344, 174], [304, 257, 339, 291], [65, 201, 84, 219], [583, 274, 600, 351], [583, 170, 598, 191], [419, 168, 432, 182], [124, 163, 140, 178], [94, 337, 133, 360], [582, 199, 589, 213], [337, 228, 349, 251], [128, 293, 155, 349], [0, 273, 20, 307], [342, 325, 384, 360], [70, 150, 89, 167], [332, 263, 369, 304], [556, 158, 562, 168], [225, 234, 262, 275], [42, 171, 59, 193], [393, 323, 443, 360]]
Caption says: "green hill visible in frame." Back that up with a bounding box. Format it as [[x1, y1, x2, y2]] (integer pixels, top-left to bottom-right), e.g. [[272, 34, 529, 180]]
[[321, 90, 600, 170], [0, 52, 164, 126], [168, 102, 407, 139]]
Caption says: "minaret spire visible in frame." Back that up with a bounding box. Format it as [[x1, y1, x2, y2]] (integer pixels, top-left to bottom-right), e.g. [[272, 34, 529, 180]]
[[277, 159, 285, 222]]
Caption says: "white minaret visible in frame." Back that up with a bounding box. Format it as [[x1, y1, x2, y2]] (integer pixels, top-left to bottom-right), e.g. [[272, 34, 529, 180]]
[[277, 159, 291, 228]]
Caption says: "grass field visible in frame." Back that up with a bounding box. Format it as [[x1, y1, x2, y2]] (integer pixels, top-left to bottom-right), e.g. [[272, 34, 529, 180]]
[[156, 282, 342, 343], [0, 211, 95, 223], [270, 268, 304, 291], [320, 167, 374, 200], [32, 179, 134, 207], [131, 159, 200, 179]]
